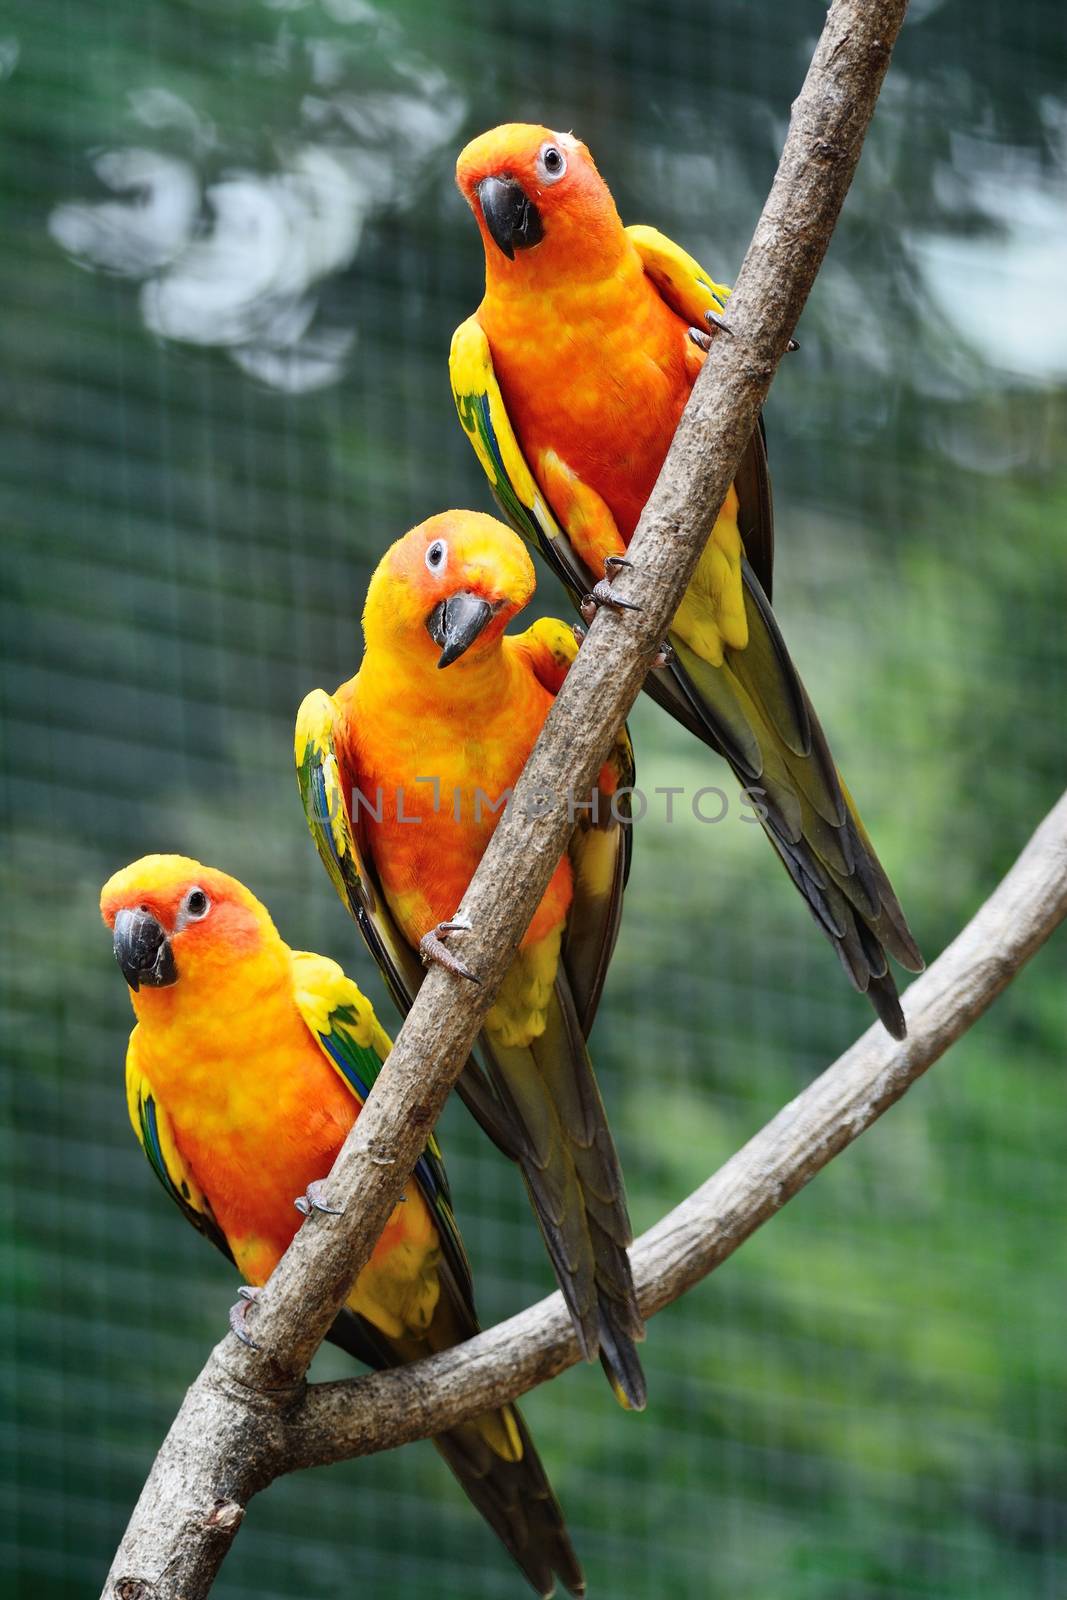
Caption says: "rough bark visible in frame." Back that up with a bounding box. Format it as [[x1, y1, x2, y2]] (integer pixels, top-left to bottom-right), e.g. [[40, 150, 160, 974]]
[[103, 3, 917, 1594]]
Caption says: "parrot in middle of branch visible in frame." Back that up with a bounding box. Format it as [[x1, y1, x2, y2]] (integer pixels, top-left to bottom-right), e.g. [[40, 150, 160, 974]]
[[295, 509, 646, 1410], [100, 854, 584, 1599], [450, 122, 924, 1038]]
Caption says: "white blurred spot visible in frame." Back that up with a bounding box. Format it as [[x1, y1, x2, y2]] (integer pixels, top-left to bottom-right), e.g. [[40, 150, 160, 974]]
[[46, 0, 465, 393], [907, 118, 1067, 385], [49, 149, 199, 277]]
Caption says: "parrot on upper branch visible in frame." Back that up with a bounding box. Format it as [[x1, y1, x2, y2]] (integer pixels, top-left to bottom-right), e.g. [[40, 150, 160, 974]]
[[450, 123, 923, 1038]]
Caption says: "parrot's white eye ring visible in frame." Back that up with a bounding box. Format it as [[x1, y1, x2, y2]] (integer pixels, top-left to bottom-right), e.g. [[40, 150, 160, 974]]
[[537, 142, 567, 184], [425, 539, 448, 573], [180, 887, 211, 924]]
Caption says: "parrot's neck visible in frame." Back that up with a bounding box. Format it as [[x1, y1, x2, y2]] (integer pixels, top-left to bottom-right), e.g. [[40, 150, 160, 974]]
[[354, 635, 523, 721], [481, 215, 631, 308], [130, 939, 298, 1100]]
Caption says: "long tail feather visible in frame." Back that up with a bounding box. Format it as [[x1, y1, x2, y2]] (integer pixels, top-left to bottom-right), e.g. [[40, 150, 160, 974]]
[[434, 1418, 586, 1597], [664, 561, 922, 1032], [476, 980, 645, 1408], [327, 1303, 584, 1597]]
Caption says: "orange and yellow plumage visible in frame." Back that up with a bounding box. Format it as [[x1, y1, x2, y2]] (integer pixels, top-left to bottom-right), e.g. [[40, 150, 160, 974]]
[[450, 122, 922, 1037], [295, 511, 646, 1408], [100, 854, 583, 1598]]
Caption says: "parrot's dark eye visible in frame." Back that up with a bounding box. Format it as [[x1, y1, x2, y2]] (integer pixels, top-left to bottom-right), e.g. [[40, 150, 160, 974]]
[[425, 539, 448, 573], [537, 142, 567, 183], [182, 887, 210, 922]]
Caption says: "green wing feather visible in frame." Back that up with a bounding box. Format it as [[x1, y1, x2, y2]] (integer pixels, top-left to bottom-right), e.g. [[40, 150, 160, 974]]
[[294, 686, 516, 1151], [623, 229, 921, 1024], [288, 953, 585, 1590], [126, 1048, 234, 1264], [450, 316, 596, 603], [291, 950, 473, 1305], [295, 689, 424, 1020]]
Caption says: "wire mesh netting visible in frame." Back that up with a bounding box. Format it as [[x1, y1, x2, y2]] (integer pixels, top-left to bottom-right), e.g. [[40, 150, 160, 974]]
[[2, 2, 1065, 1596]]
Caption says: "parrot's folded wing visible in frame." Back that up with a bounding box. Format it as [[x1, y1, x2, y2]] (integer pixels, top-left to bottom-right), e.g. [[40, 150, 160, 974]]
[[510, 615, 635, 1037], [626, 223, 775, 600], [295, 688, 423, 1021], [126, 1046, 234, 1264], [291, 949, 475, 1307], [450, 315, 595, 603], [295, 687, 517, 1156], [625, 223, 732, 319]]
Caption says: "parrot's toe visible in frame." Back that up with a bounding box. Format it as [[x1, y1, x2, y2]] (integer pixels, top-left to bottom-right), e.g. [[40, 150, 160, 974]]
[[419, 918, 480, 984], [700, 309, 796, 351], [582, 573, 642, 619], [581, 559, 670, 664], [294, 1178, 345, 1218], [229, 1285, 261, 1349]]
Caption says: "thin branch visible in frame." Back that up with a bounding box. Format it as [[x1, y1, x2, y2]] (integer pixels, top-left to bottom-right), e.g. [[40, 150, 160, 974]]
[[281, 789, 1067, 1464], [102, 4, 912, 1595]]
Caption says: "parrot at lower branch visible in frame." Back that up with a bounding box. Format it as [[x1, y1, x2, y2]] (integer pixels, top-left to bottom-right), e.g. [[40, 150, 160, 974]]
[[100, 855, 584, 1599], [450, 122, 923, 1039], [295, 510, 645, 1409]]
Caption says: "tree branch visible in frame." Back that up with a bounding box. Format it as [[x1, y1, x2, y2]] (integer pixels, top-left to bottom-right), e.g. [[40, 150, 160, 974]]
[[280, 789, 1067, 1464], [103, 3, 913, 1595]]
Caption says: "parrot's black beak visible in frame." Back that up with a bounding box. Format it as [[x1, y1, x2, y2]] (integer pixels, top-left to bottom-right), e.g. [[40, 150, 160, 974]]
[[476, 175, 544, 259], [113, 907, 178, 991], [426, 591, 497, 669]]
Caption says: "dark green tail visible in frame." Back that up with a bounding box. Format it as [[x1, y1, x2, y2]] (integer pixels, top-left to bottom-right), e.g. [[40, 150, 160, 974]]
[[327, 1298, 585, 1598], [475, 978, 647, 1411], [647, 558, 923, 1038]]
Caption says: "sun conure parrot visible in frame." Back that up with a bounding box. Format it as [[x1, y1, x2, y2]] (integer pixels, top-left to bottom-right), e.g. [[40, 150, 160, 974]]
[[450, 123, 923, 1039], [100, 854, 584, 1599], [294, 510, 645, 1409]]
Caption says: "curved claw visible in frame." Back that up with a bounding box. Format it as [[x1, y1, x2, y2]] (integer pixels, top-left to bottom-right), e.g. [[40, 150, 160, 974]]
[[703, 308, 733, 336], [590, 576, 641, 613], [688, 324, 713, 352], [582, 555, 641, 622], [294, 1178, 345, 1218], [229, 1285, 261, 1349], [419, 918, 480, 984], [651, 640, 674, 670]]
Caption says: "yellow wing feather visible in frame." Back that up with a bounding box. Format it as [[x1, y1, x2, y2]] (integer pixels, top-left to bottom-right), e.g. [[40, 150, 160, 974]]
[[450, 316, 564, 546], [625, 222, 731, 323]]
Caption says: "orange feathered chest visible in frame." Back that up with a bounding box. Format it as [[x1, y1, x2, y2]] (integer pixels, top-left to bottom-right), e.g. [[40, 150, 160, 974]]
[[480, 247, 693, 540], [135, 987, 357, 1261], [339, 648, 573, 951]]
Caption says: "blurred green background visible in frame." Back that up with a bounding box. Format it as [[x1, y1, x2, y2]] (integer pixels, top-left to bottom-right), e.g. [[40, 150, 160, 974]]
[[2, 1, 1065, 1596]]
